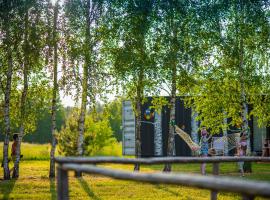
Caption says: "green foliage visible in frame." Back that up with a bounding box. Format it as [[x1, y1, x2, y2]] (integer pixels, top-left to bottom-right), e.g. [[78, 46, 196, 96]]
[[183, 1, 270, 133], [0, 0, 269, 158], [150, 96, 168, 114], [23, 102, 65, 144], [104, 99, 122, 141], [102, 0, 159, 106], [57, 108, 117, 156]]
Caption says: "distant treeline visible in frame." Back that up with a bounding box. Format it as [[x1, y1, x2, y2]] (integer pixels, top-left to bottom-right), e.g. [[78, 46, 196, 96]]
[[0, 100, 122, 144]]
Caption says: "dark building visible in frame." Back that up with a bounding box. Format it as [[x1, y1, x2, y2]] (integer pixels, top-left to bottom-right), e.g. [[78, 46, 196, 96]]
[[122, 97, 270, 157]]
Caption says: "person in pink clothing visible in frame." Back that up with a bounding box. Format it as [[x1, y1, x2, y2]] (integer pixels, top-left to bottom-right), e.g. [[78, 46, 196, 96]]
[[237, 131, 248, 177], [200, 127, 211, 175]]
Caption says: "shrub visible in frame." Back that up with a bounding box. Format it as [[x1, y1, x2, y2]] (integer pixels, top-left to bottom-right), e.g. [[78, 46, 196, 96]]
[[57, 108, 117, 156]]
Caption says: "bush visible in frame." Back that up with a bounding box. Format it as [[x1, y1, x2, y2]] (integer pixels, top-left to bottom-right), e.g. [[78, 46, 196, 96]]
[[57, 108, 117, 156]]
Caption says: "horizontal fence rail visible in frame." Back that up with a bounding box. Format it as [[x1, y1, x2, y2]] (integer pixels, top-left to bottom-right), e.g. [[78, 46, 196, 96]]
[[55, 156, 270, 164], [55, 156, 270, 200], [61, 164, 270, 198]]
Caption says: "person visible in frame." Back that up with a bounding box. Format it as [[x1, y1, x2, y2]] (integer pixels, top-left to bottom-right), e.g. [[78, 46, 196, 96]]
[[200, 127, 211, 175], [10, 134, 23, 173], [11, 134, 19, 158], [1, 134, 22, 170], [237, 131, 248, 177], [181, 124, 186, 131], [10, 134, 19, 173]]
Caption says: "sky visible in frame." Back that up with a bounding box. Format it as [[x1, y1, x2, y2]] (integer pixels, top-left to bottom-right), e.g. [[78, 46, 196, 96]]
[[60, 91, 76, 107], [60, 89, 119, 107]]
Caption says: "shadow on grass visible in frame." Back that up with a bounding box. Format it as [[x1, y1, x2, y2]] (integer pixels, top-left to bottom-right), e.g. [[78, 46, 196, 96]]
[[154, 184, 179, 197], [50, 178, 57, 200], [78, 177, 101, 200], [1, 178, 16, 200]]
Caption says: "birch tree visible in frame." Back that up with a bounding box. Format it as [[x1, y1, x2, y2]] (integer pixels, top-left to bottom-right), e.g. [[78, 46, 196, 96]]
[[152, 0, 201, 171], [49, 0, 59, 178], [12, 0, 48, 178], [186, 1, 270, 150], [63, 0, 106, 157], [104, 0, 156, 171], [0, 1, 15, 180]]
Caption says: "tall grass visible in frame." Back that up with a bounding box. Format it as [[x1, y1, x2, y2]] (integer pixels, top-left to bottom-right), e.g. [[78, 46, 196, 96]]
[[0, 143, 52, 160], [95, 142, 122, 157], [0, 142, 122, 161]]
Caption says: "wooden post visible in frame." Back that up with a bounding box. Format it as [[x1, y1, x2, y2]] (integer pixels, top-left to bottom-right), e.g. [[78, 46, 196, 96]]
[[57, 165, 69, 200], [74, 171, 82, 177], [212, 163, 219, 175], [211, 163, 220, 200], [242, 194, 254, 200]]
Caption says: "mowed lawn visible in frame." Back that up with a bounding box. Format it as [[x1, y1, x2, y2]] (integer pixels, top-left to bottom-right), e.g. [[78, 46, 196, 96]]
[[0, 144, 270, 200]]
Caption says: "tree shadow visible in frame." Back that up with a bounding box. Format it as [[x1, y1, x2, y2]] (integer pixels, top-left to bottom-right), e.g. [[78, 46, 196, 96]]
[[1, 179, 16, 200], [153, 184, 180, 197], [50, 178, 57, 200], [78, 177, 101, 200]]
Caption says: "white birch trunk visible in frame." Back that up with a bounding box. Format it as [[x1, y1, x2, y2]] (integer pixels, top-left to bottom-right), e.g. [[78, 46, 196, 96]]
[[237, 0, 251, 154], [77, 0, 91, 156], [49, 1, 59, 178], [3, 13, 13, 180], [223, 117, 228, 156], [12, 9, 29, 179], [154, 112, 163, 156], [134, 70, 143, 171], [164, 64, 176, 172], [191, 110, 199, 145]]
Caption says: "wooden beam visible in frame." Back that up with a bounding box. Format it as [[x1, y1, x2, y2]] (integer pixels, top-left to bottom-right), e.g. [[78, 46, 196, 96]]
[[55, 156, 270, 165], [60, 164, 270, 199], [57, 166, 69, 200]]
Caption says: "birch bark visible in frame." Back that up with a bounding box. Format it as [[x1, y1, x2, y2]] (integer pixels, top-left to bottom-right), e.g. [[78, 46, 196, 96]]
[[3, 13, 13, 180], [12, 10, 29, 179], [49, 1, 59, 178], [77, 0, 91, 156]]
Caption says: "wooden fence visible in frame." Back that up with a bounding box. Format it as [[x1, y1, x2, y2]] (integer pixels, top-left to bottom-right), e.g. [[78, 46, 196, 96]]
[[55, 156, 270, 200]]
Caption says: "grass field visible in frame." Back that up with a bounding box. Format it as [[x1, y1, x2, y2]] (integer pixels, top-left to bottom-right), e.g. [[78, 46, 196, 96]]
[[0, 142, 122, 161], [0, 143, 270, 200]]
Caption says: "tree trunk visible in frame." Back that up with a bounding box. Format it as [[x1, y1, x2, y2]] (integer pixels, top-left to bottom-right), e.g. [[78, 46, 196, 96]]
[[3, 13, 13, 180], [164, 64, 176, 172], [134, 70, 143, 171], [238, 1, 251, 154], [77, 0, 91, 157], [134, 95, 142, 171], [154, 111, 163, 156], [191, 110, 199, 145], [49, 1, 59, 178], [12, 11, 29, 179], [223, 117, 229, 156]]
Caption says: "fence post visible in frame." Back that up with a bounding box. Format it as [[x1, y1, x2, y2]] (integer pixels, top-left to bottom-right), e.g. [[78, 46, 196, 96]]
[[57, 165, 69, 200], [211, 163, 219, 200], [242, 194, 255, 200], [75, 171, 82, 177]]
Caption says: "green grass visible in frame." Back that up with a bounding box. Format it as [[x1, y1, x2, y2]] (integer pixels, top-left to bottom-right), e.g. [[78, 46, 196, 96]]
[[0, 143, 270, 199], [0, 142, 122, 161], [0, 143, 53, 161]]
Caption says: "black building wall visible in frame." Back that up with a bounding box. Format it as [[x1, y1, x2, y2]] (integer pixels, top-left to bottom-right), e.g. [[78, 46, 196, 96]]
[[138, 97, 267, 157], [140, 97, 192, 157], [140, 98, 155, 157]]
